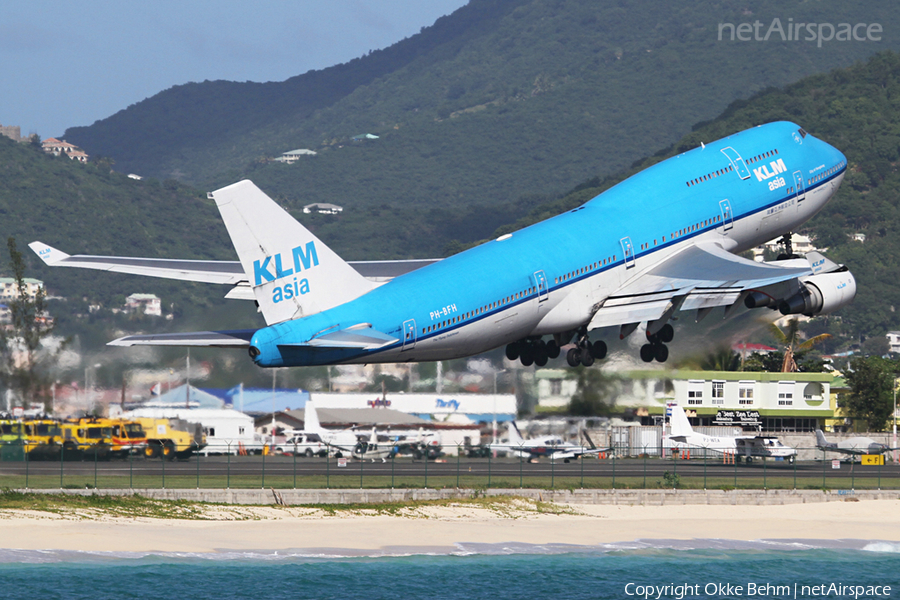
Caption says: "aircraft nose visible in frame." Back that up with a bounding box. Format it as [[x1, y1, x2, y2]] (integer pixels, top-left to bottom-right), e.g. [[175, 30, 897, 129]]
[[820, 138, 847, 167]]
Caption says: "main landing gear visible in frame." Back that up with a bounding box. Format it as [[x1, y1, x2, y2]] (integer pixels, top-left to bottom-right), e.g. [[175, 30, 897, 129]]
[[565, 333, 607, 367], [505, 333, 607, 368], [505, 338, 561, 367], [639, 323, 673, 363]]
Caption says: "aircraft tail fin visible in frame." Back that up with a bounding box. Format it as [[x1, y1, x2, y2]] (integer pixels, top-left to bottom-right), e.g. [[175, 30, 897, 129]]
[[669, 405, 694, 439], [815, 429, 833, 448], [507, 422, 524, 445], [211, 180, 374, 325], [581, 430, 597, 450], [304, 400, 324, 434]]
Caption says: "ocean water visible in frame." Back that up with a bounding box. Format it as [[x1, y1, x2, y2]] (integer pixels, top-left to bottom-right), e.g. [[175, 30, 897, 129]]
[[1, 540, 899, 600]]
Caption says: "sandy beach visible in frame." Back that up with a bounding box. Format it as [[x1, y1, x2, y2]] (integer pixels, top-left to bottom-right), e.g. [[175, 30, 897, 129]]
[[2, 498, 900, 554]]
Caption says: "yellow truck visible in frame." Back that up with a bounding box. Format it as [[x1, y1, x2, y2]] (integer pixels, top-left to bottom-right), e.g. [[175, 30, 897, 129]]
[[60, 421, 113, 460], [22, 419, 63, 459], [136, 417, 206, 459]]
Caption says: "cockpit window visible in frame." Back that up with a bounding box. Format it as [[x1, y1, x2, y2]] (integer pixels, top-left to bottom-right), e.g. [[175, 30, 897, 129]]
[[798, 128, 807, 138]]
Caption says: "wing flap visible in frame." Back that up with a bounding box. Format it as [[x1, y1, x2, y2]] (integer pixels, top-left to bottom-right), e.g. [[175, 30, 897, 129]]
[[589, 242, 816, 328], [108, 329, 256, 347]]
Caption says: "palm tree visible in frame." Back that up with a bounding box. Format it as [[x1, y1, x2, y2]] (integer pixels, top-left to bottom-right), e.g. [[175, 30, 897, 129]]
[[768, 318, 831, 372]]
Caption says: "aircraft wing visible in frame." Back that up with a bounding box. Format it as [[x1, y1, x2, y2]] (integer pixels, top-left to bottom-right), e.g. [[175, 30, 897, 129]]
[[109, 324, 398, 350], [29, 242, 438, 295], [108, 329, 257, 347], [588, 242, 821, 329]]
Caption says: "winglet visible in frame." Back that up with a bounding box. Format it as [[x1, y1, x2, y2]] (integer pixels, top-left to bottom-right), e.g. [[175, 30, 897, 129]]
[[28, 241, 70, 265]]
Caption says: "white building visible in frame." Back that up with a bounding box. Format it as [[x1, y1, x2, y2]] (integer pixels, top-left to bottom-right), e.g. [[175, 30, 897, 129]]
[[0, 277, 43, 301], [535, 369, 578, 408], [123, 407, 264, 454], [310, 392, 516, 424], [888, 332, 900, 354], [302, 202, 343, 215], [752, 233, 817, 262], [125, 293, 162, 316]]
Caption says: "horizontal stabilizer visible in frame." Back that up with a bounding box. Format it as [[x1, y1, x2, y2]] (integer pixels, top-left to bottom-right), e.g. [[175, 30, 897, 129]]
[[29, 241, 246, 285], [108, 329, 256, 347], [284, 324, 398, 350], [29, 241, 438, 292]]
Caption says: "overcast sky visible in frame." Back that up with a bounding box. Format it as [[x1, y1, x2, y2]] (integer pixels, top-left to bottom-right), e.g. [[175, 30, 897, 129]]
[[1, 1, 468, 138]]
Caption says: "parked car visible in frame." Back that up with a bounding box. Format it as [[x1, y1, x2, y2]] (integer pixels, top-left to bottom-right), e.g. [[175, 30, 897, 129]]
[[275, 432, 328, 457]]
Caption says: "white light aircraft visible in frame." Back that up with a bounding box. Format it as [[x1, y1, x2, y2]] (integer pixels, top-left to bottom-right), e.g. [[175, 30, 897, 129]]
[[669, 405, 796, 463], [490, 422, 609, 462], [30, 122, 855, 368], [297, 399, 364, 459], [814, 430, 894, 458]]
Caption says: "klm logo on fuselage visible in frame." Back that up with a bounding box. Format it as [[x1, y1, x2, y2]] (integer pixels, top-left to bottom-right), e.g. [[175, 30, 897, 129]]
[[753, 158, 787, 182], [254, 241, 319, 304]]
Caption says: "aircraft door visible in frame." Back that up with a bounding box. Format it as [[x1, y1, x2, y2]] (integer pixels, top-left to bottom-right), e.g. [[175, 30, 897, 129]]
[[793, 170, 805, 202], [402, 319, 417, 351], [620, 237, 635, 268], [720, 147, 751, 179], [534, 270, 548, 302], [719, 199, 733, 232]]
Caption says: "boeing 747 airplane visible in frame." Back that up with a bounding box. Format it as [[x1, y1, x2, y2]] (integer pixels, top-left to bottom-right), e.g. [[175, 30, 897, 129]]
[[31, 121, 855, 368]]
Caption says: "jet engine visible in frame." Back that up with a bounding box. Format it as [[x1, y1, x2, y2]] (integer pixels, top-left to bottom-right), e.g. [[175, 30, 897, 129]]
[[778, 271, 856, 316]]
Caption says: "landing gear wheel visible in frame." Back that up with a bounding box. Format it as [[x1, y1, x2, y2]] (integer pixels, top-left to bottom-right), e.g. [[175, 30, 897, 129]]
[[520, 346, 534, 367], [658, 323, 674, 344], [590, 340, 607, 360], [505, 343, 520, 361], [640, 344, 655, 363], [654, 343, 669, 363], [580, 351, 594, 367], [546, 340, 561, 359], [534, 343, 549, 367], [566, 348, 582, 367]]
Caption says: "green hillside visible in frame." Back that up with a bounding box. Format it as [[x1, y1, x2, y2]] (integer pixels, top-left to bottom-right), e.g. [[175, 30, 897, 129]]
[[65, 0, 900, 220]]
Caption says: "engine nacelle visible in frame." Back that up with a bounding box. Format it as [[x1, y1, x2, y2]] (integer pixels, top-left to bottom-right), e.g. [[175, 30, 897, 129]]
[[779, 271, 856, 316]]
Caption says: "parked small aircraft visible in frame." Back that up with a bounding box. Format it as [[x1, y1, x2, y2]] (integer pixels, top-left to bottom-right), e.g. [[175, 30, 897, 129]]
[[489, 422, 608, 462], [669, 405, 796, 463], [815, 429, 894, 458]]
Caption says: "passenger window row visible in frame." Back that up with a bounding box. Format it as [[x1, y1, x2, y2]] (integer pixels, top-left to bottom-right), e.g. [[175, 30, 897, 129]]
[[744, 148, 779, 164], [686, 164, 734, 187], [671, 214, 723, 240], [808, 160, 846, 186], [422, 286, 539, 334], [554, 255, 617, 285]]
